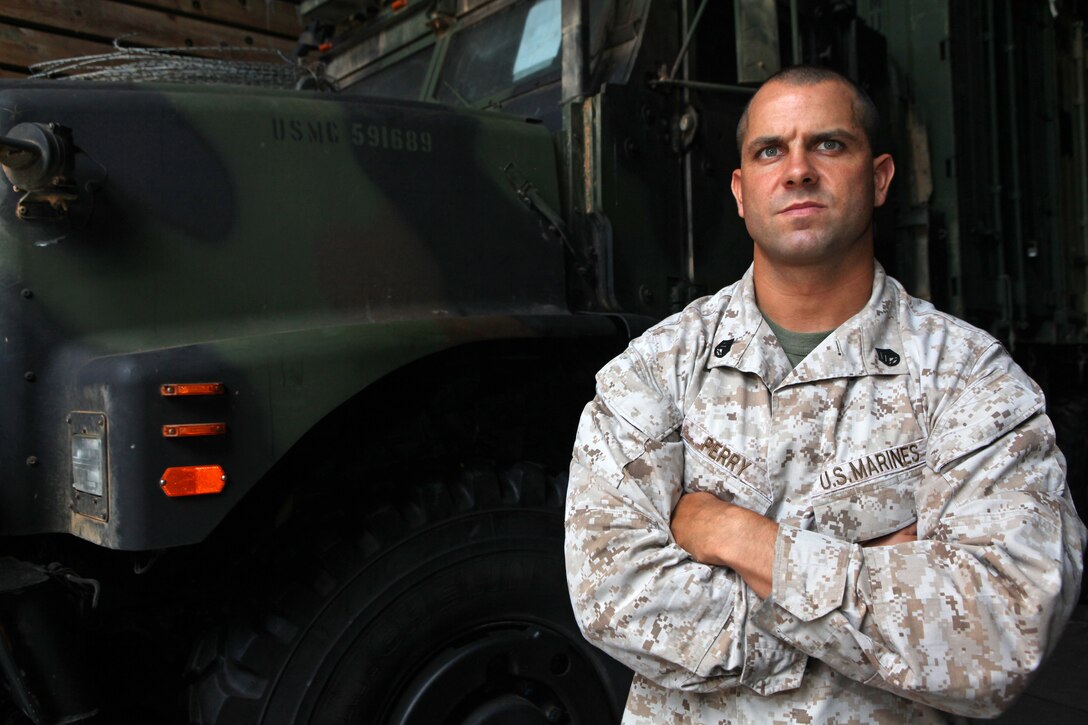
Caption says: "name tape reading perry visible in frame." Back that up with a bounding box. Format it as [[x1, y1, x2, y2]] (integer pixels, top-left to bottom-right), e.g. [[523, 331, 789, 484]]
[[684, 425, 757, 477], [819, 439, 925, 491]]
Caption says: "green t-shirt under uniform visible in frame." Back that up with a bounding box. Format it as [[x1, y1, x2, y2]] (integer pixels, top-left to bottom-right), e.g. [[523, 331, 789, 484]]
[[762, 314, 833, 368]]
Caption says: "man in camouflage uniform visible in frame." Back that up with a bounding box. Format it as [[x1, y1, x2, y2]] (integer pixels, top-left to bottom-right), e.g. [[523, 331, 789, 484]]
[[565, 66, 1087, 723]]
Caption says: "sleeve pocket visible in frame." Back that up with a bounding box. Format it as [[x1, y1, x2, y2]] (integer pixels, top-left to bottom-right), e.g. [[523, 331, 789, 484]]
[[597, 348, 683, 462], [929, 371, 1042, 473]]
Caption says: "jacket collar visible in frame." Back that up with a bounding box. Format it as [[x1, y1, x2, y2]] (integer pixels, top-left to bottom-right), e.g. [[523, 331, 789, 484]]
[[706, 262, 908, 390]]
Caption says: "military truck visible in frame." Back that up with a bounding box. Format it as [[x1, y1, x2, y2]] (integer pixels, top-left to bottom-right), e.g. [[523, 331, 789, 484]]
[[0, 0, 1082, 722]]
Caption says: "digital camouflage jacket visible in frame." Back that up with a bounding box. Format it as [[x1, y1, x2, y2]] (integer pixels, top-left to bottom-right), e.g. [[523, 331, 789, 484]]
[[565, 264, 1086, 724]]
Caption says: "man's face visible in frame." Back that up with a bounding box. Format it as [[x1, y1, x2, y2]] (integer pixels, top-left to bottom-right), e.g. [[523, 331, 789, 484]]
[[730, 80, 894, 267]]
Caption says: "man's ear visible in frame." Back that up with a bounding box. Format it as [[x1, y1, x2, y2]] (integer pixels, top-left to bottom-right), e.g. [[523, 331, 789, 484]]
[[730, 168, 745, 218], [872, 153, 895, 208]]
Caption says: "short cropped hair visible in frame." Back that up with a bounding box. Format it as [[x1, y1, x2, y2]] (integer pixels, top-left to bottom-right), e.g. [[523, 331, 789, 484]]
[[735, 66, 880, 155]]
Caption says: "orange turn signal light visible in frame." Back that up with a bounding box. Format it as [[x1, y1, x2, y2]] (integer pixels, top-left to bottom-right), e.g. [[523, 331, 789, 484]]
[[392, 0, 408, 9], [159, 465, 226, 497], [162, 423, 226, 438], [160, 383, 225, 397]]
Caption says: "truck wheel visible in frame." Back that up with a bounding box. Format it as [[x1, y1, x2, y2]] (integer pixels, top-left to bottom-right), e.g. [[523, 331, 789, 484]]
[[187, 463, 631, 724]]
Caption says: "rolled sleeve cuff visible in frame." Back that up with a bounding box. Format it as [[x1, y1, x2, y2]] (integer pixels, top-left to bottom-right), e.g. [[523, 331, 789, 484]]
[[749, 526, 879, 684], [769, 524, 852, 621]]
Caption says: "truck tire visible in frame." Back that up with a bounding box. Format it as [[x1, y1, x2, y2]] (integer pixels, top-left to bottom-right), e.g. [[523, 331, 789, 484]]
[[187, 463, 631, 724]]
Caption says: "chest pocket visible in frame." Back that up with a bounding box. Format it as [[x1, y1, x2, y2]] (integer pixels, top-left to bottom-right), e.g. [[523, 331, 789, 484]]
[[811, 465, 921, 543], [682, 419, 771, 514]]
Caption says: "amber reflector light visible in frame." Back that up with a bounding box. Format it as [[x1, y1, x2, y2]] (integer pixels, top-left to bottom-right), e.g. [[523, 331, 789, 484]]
[[160, 465, 226, 497], [160, 383, 224, 397], [162, 423, 226, 438]]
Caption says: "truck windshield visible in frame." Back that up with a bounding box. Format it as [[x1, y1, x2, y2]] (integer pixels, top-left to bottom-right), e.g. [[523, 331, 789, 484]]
[[436, 0, 560, 106], [343, 45, 434, 100], [340, 0, 604, 122], [341, 0, 604, 109]]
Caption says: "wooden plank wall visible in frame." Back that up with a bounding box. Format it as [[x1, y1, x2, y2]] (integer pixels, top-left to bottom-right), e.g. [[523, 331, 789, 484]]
[[0, 0, 304, 78]]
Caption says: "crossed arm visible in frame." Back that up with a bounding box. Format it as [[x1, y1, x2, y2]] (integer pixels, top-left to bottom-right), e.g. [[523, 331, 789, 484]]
[[671, 491, 918, 599], [566, 343, 1084, 716], [568, 408, 1080, 716]]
